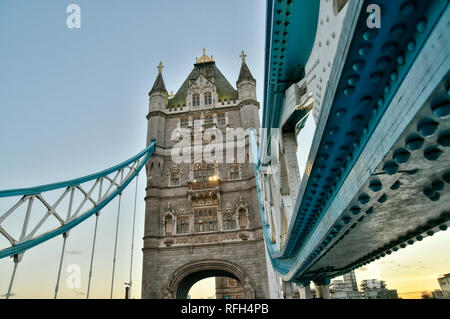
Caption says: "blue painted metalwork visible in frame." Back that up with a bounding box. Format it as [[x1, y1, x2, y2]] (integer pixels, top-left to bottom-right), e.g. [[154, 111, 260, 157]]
[[0, 144, 154, 198], [255, 0, 449, 282], [262, 0, 319, 142], [0, 142, 155, 259]]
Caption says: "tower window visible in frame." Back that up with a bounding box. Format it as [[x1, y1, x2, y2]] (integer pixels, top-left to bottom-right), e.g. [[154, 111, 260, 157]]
[[193, 93, 200, 106], [204, 92, 212, 105], [223, 212, 237, 230], [193, 162, 215, 182], [180, 118, 188, 128], [194, 208, 218, 232], [205, 114, 213, 125], [229, 165, 240, 180], [217, 114, 226, 126], [170, 170, 180, 186], [177, 216, 190, 234]]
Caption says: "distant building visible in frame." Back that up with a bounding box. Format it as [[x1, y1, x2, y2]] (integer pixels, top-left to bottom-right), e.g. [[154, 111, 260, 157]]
[[436, 274, 450, 299], [330, 280, 363, 299], [438, 274, 450, 293], [360, 279, 398, 299], [343, 270, 358, 292]]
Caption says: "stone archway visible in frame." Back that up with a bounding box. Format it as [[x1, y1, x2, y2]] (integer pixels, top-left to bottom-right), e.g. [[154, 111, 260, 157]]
[[162, 259, 256, 299]]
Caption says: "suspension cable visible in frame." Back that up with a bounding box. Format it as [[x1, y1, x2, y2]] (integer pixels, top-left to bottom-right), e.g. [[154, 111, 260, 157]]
[[86, 178, 103, 299], [110, 192, 122, 299], [54, 187, 75, 299], [6, 254, 19, 299], [128, 173, 139, 298], [54, 232, 68, 299]]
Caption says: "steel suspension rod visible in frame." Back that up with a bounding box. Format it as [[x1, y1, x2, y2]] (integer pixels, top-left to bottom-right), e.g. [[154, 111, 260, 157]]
[[128, 173, 139, 298], [5, 255, 19, 299], [110, 192, 122, 299]]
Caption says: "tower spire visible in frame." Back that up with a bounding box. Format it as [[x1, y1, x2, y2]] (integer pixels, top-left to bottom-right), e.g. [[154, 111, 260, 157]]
[[237, 50, 255, 86], [149, 61, 167, 96]]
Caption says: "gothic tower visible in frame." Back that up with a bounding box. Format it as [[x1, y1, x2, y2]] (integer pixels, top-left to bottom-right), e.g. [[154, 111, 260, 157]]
[[141, 49, 270, 299]]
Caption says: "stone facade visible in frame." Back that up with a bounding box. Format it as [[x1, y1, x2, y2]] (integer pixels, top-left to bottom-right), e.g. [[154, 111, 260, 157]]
[[141, 51, 270, 299]]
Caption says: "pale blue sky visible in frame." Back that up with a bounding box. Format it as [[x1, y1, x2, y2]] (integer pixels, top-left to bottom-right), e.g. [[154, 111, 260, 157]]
[[0, 0, 266, 298]]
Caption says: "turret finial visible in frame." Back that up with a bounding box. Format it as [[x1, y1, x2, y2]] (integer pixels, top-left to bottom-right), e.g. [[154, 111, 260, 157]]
[[195, 48, 214, 64], [157, 61, 164, 74], [240, 50, 247, 63]]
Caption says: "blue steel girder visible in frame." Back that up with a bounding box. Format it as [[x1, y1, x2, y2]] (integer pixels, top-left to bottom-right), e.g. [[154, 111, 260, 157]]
[[256, 0, 450, 282], [262, 0, 320, 151], [0, 142, 155, 259]]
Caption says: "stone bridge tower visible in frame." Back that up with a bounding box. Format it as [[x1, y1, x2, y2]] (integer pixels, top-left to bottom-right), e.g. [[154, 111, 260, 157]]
[[141, 49, 270, 299]]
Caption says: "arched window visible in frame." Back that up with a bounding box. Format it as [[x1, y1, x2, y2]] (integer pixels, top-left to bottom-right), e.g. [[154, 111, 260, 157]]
[[165, 215, 173, 235], [223, 212, 236, 230], [194, 208, 218, 232], [204, 92, 212, 105], [170, 170, 180, 186], [238, 208, 247, 229], [193, 162, 215, 182], [192, 93, 200, 106], [176, 216, 190, 234]]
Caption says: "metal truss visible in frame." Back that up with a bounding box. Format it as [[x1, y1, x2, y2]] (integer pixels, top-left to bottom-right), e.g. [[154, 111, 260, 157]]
[[0, 142, 155, 260]]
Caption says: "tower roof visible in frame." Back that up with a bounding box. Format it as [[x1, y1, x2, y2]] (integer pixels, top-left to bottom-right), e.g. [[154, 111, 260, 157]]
[[168, 60, 238, 108], [236, 50, 256, 86], [149, 62, 167, 96]]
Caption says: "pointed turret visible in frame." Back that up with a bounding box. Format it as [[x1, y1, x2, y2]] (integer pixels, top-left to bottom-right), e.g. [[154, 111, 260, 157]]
[[237, 50, 259, 130], [236, 50, 256, 87], [149, 61, 168, 96], [147, 62, 168, 148]]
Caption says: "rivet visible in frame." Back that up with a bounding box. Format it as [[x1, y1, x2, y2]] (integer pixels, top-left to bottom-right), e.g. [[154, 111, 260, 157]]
[[393, 148, 411, 163], [347, 75, 360, 85], [383, 161, 398, 175], [363, 29, 377, 41], [405, 133, 424, 150], [390, 24, 406, 38], [431, 102, 450, 118], [431, 180, 445, 191], [358, 44, 372, 56], [369, 179, 382, 192], [390, 70, 398, 82], [383, 42, 398, 55], [407, 39, 416, 52], [400, 1, 417, 16], [417, 118, 439, 136], [424, 146, 443, 161], [344, 86, 355, 95], [352, 60, 365, 72], [416, 18, 427, 32], [397, 53, 405, 65]]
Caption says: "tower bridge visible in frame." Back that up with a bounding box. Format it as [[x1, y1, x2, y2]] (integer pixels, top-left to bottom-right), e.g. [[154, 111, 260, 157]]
[[0, 0, 449, 299]]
